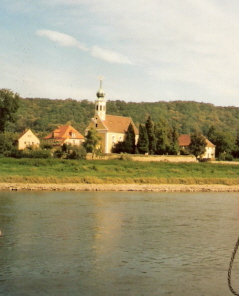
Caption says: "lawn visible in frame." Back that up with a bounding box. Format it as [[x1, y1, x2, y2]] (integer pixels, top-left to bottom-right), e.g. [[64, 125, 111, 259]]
[[0, 157, 239, 185]]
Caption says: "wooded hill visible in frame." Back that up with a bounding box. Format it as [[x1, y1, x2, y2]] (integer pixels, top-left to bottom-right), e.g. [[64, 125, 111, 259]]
[[7, 97, 239, 138]]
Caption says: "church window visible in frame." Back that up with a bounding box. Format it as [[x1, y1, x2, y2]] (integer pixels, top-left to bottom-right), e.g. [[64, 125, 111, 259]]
[[100, 106, 102, 111]]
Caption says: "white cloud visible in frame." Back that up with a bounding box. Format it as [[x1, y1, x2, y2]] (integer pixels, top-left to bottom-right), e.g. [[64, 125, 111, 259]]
[[36, 30, 88, 51], [90, 45, 133, 65], [36, 29, 133, 65]]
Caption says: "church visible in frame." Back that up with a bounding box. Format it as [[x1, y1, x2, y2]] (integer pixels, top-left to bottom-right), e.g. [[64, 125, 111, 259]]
[[85, 80, 139, 154]]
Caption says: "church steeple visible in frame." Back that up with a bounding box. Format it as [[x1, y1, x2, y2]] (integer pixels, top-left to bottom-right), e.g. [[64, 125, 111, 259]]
[[96, 78, 105, 99], [95, 77, 106, 121]]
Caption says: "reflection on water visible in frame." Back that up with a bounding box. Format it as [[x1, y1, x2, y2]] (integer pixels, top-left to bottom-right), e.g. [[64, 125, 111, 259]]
[[0, 191, 239, 296]]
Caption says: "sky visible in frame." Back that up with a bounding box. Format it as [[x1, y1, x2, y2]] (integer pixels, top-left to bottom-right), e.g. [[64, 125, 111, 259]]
[[1, 0, 239, 107]]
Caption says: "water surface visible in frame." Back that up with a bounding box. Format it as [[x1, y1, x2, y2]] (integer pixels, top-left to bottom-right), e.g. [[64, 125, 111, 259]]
[[0, 191, 239, 296]]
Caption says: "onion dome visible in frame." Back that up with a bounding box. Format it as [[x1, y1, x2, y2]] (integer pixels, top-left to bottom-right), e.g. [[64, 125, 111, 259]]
[[96, 79, 105, 98]]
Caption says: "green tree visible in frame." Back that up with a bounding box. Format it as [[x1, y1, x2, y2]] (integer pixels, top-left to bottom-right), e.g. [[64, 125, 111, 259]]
[[154, 121, 170, 155], [189, 131, 207, 158], [124, 123, 136, 154], [83, 128, 101, 156], [145, 116, 156, 154], [137, 124, 149, 154], [168, 125, 179, 155], [208, 126, 234, 158], [0, 89, 20, 132], [232, 129, 239, 158], [0, 133, 15, 155]]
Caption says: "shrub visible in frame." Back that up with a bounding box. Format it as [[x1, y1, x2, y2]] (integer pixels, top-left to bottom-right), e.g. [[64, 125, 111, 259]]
[[67, 145, 87, 159], [119, 153, 132, 161]]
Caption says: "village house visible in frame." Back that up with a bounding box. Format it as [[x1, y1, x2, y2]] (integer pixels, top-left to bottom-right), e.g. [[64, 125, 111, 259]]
[[17, 129, 40, 150], [85, 80, 139, 153], [43, 125, 84, 147], [178, 134, 216, 159]]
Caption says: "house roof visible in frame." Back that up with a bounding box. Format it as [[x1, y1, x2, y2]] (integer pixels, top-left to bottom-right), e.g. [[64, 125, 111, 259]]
[[43, 125, 84, 140], [86, 114, 139, 135], [178, 134, 215, 147], [17, 129, 39, 140]]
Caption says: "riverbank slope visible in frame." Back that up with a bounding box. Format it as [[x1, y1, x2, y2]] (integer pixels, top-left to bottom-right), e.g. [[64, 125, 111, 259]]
[[1, 183, 239, 192]]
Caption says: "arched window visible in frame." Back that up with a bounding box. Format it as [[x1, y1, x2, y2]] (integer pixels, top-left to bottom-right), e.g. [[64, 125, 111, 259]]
[[100, 105, 102, 111]]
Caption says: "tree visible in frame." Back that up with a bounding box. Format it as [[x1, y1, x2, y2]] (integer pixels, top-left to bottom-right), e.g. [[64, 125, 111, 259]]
[[124, 123, 136, 154], [207, 125, 234, 158], [168, 125, 179, 155], [189, 131, 207, 158], [0, 133, 15, 155], [0, 89, 20, 132], [83, 128, 101, 156], [154, 121, 170, 155], [137, 124, 149, 154], [232, 128, 239, 158], [145, 116, 156, 154]]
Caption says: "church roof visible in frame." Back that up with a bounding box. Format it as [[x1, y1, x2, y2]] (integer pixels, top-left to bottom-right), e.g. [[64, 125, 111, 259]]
[[103, 115, 138, 134], [86, 114, 139, 135]]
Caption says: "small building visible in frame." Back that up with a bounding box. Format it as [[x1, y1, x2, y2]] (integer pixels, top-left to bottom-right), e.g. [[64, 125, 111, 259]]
[[85, 79, 139, 153], [178, 134, 215, 159], [17, 129, 40, 150], [43, 125, 84, 147]]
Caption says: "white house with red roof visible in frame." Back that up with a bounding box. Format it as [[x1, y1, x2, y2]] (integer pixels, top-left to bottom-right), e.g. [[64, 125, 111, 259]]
[[17, 129, 40, 150], [43, 125, 84, 147], [85, 79, 139, 153], [178, 134, 215, 159]]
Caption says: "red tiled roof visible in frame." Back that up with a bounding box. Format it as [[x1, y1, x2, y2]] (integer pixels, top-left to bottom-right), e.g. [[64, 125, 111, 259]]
[[178, 134, 191, 146], [178, 134, 215, 147], [103, 115, 138, 134], [43, 125, 84, 140], [86, 114, 139, 135]]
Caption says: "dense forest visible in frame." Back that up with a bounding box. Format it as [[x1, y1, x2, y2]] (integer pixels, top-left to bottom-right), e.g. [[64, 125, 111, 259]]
[[7, 97, 239, 139]]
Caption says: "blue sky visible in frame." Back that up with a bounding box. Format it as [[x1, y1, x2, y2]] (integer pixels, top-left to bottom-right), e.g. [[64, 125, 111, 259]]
[[1, 0, 239, 107]]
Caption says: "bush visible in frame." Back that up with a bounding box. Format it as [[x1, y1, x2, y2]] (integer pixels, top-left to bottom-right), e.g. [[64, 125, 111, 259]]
[[20, 149, 52, 159], [118, 153, 132, 161], [67, 146, 87, 159]]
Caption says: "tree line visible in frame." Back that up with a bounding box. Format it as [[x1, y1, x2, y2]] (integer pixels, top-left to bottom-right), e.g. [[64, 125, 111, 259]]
[[1, 88, 239, 160]]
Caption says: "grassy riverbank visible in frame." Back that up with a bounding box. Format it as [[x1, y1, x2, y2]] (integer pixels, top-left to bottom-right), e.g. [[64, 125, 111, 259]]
[[1, 157, 239, 185]]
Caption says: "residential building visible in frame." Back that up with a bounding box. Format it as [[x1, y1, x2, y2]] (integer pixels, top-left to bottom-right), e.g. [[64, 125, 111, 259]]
[[17, 129, 40, 150], [179, 134, 215, 159], [43, 125, 84, 147]]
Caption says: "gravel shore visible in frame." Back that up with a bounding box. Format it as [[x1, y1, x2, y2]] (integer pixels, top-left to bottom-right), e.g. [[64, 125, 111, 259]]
[[1, 183, 239, 192]]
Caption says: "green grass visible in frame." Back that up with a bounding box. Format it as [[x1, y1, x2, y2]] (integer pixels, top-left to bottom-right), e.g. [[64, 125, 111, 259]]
[[1, 157, 239, 185]]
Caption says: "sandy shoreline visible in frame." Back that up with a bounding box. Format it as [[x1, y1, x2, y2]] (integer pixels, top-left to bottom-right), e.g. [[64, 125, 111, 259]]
[[1, 183, 239, 192]]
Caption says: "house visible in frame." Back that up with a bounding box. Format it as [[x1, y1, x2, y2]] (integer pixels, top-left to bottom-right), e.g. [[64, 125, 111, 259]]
[[43, 125, 84, 147], [17, 129, 40, 150], [178, 134, 215, 159], [85, 79, 139, 153]]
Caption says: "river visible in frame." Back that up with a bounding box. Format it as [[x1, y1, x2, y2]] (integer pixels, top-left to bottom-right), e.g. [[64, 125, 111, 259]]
[[0, 191, 239, 296]]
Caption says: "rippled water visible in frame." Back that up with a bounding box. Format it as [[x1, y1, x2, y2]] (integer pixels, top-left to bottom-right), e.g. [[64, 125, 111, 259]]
[[0, 191, 239, 295]]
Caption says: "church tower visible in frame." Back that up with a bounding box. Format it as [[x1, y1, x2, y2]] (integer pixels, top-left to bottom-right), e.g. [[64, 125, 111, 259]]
[[95, 78, 106, 121]]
